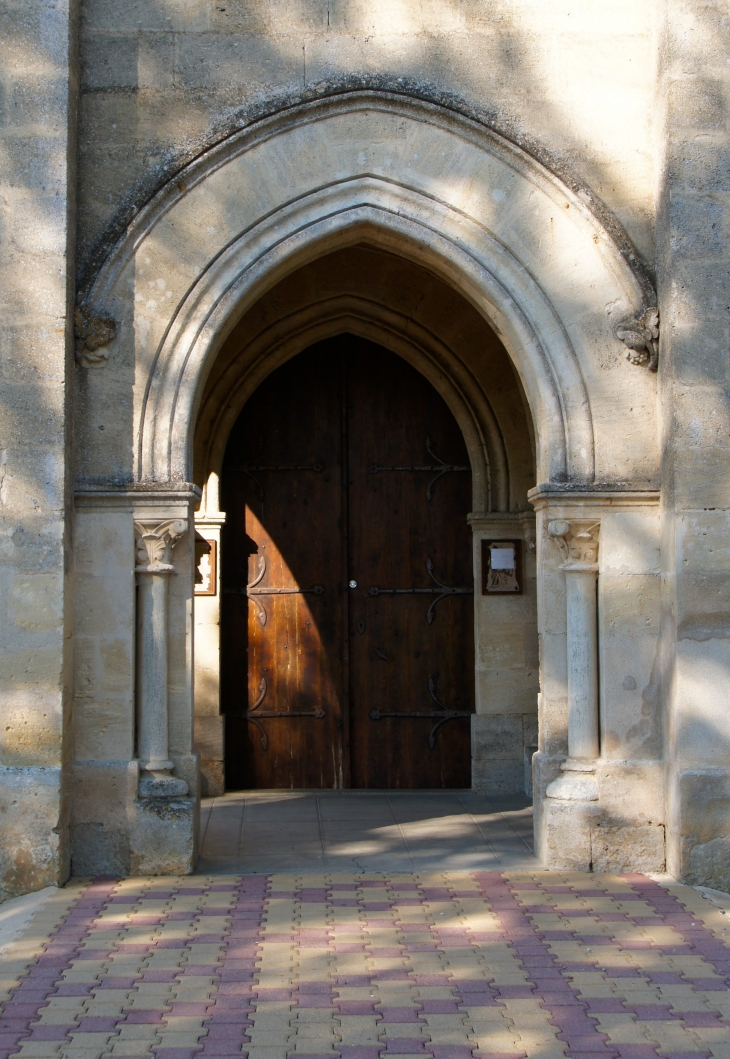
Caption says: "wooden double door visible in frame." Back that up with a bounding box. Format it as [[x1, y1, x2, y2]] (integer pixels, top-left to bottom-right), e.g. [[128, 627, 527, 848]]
[[221, 336, 474, 789]]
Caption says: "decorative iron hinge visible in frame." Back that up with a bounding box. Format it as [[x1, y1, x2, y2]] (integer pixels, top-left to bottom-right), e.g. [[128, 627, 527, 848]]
[[369, 674, 472, 749], [368, 558, 472, 624], [223, 555, 324, 626], [240, 443, 323, 498], [227, 676, 327, 750], [368, 436, 469, 501]]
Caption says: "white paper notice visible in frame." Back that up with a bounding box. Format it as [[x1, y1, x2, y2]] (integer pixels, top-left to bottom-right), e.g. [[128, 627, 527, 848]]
[[490, 547, 515, 570]]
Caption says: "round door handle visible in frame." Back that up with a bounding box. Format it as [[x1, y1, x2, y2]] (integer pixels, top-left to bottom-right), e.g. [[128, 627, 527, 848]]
[[349, 580, 357, 588]]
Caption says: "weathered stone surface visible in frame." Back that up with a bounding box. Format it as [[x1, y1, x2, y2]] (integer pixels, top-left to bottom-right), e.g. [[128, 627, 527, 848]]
[[591, 824, 666, 873], [3, 0, 730, 893], [0, 768, 66, 900], [130, 797, 196, 876], [688, 837, 730, 893], [542, 800, 597, 872], [0, 0, 77, 896]]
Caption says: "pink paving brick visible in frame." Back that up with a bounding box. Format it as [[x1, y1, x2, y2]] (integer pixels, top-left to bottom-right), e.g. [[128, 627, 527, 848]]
[[471, 1053, 526, 1059]]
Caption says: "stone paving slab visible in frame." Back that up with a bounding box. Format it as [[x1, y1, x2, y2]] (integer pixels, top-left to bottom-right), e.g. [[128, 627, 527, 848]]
[[0, 873, 729, 1059], [197, 793, 536, 875]]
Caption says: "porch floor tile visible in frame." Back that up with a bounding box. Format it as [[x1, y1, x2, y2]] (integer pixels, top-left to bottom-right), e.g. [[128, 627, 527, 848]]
[[197, 792, 537, 876]]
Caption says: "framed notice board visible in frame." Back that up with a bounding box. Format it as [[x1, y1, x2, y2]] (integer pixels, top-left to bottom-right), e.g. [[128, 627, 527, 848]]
[[482, 539, 522, 595]]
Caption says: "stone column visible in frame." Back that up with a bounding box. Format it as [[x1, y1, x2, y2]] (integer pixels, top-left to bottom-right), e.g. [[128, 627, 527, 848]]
[[134, 519, 190, 798], [545, 520, 600, 801]]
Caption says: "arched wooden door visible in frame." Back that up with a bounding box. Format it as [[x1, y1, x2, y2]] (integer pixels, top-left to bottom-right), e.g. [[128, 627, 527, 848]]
[[221, 336, 474, 789]]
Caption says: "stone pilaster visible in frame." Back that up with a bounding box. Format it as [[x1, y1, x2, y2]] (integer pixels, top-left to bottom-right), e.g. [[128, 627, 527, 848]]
[[468, 512, 538, 795], [0, 0, 78, 898], [658, 0, 730, 890], [193, 510, 226, 797]]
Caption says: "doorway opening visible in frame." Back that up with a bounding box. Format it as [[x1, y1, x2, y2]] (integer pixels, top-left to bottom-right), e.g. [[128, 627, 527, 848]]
[[220, 335, 474, 789]]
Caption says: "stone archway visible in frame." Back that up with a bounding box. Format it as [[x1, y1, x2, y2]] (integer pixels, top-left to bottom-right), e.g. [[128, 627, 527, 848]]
[[72, 91, 662, 876], [192, 244, 539, 798]]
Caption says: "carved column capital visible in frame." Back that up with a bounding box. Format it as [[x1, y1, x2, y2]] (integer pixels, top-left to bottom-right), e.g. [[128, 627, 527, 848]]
[[134, 519, 188, 573], [547, 519, 600, 571]]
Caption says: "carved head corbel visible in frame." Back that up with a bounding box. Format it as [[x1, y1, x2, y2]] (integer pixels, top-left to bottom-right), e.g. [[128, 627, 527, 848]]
[[75, 305, 117, 367], [615, 306, 659, 371]]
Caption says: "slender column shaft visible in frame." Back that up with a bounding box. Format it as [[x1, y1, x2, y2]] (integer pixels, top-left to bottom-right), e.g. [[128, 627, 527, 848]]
[[565, 567, 599, 760], [133, 518, 187, 784], [136, 570, 173, 771]]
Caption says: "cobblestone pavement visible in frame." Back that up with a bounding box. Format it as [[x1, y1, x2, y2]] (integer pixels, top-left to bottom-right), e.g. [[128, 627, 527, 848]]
[[1, 872, 729, 1059]]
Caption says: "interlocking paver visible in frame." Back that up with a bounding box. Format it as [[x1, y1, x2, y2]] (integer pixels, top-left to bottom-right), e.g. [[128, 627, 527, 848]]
[[0, 873, 728, 1059]]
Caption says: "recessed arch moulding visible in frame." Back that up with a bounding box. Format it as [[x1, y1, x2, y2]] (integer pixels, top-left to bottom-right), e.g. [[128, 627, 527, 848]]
[[72, 92, 663, 876]]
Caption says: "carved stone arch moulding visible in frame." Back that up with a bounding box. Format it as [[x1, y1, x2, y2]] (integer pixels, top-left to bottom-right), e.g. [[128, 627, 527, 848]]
[[194, 296, 508, 515], [81, 91, 659, 493]]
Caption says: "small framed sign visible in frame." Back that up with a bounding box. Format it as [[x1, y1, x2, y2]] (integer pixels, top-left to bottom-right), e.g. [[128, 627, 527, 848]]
[[482, 539, 522, 595], [194, 537, 217, 596]]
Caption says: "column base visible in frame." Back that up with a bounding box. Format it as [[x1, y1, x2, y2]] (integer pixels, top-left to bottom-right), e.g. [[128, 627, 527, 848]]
[[542, 796, 599, 871], [130, 795, 196, 874], [139, 771, 189, 798], [546, 759, 599, 801]]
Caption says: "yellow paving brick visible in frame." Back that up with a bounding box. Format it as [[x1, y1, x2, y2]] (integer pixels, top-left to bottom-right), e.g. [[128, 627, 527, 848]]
[[643, 1022, 711, 1050], [105, 1040, 157, 1056], [691, 1029, 730, 1046], [293, 1025, 341, 1040], [33, 1009, 86, 1025], [13, 1047, 64, 1059], [466, 1011, 518, 1026], [468, 1029, 523, 1051], [114, 1027, 160, 1041], [379, 1026, 430, 1040], [59, 1050, 106, 1059], [163, 1016, 209, 1032], [248, 1030, 298, 1045], [156, 1032, 210, 1047], [287, 1044, 340, 1057]]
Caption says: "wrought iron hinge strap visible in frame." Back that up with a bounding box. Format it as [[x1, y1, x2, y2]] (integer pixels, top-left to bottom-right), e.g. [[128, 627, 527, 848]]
[[240, 442, 324, 497], [368, 673, 472, 749], [226, 676, 327, 749], [368, 558, 473, 623], [367, 437, 468, 501], [223, 555, 324, 626]]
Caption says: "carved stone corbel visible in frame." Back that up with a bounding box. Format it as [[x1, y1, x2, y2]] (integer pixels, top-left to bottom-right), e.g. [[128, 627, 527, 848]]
[[615, 307, 659, 372], [74, 305, 117, 367]]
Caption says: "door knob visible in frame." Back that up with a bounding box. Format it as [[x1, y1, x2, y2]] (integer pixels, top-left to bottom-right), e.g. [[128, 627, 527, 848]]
[[349, 580, 357, 588]]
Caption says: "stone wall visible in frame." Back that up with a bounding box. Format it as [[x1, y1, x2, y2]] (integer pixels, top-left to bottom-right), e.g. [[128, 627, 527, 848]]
[[4, 0, 730, 893], [659, 0, 730, 890], [0, 0, 78, 898], [76, 0, 656, 283]]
